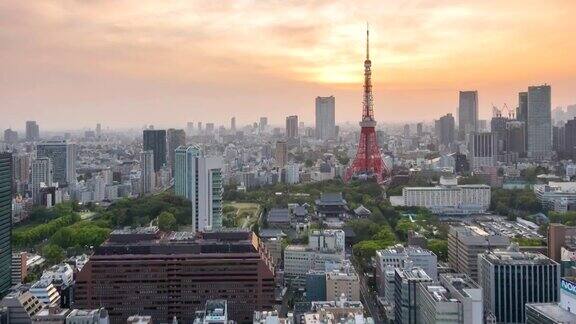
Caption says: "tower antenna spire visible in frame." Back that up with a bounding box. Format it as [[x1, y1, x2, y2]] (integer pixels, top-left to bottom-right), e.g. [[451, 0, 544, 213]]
[[366, 22, 370, 60]]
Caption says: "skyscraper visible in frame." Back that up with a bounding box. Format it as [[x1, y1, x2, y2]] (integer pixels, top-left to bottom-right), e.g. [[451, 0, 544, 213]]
[[564, 118, 576, 159], [139, 150, 155, 195], [527, 85, 552, 160], [31, 157, 52, 205], [143, 129, 166, 172], [517, 91, 528, 122], [436, 113, 455, 146], [315, 96, 336, 141], [0, 152, 12, 297], [506, 121, 526, 157], [230, 117, 236, 132], [458, 91, 478, 140], [285, 115, 298, 139], [166, 129, 186, 174], [25, 121, 40, 141], [96, 123, 102, 138], [36, 140, 76, 186], [174, 146, 223, 232], [275, 141, 287, 167], [259, 117, 268, 133], [478, 245, 559, 323], [3, 129, 18, 144]]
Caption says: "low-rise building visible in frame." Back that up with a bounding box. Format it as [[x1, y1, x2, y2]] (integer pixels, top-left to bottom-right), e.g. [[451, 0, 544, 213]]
[[448, 225, 510, 280], [415, 273, 483, 324], [29, 280, 61, 307], [534, 182, 576, 212], [525, 303, 576, 324], [325, 266, 360, 302], [394, 267, 433, 324]]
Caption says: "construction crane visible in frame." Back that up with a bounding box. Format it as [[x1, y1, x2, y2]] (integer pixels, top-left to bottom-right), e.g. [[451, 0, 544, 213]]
[[492, 103, 502, 118], [491, 103, 514, 119]]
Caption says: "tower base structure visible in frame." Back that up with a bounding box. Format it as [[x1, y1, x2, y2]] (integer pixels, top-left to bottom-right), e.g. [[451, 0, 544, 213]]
[[344, 125, 389, 184]]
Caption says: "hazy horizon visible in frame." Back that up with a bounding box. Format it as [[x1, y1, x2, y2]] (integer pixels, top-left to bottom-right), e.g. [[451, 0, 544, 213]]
[[1, 1, 576, 130]]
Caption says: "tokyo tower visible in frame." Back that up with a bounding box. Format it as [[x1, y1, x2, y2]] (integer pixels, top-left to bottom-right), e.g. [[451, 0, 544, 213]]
[[344, 26, 390, 184]]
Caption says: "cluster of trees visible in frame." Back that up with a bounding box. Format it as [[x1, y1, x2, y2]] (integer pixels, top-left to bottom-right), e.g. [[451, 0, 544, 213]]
[[349, 203, 451, 269], [13, 192, 193, 265], [13, 203, 80, 247], [548, 211, 576, 225], [99, 192, 191, 228], [490, 189, 542, 219]]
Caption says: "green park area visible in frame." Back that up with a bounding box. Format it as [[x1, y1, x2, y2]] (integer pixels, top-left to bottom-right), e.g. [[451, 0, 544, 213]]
[[222, 202, 260, 229]]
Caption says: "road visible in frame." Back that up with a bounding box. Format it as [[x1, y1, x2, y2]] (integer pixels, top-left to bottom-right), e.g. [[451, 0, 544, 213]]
[[358, 271, 384, 323]]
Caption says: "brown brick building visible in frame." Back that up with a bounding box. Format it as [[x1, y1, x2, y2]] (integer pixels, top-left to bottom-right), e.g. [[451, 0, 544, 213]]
[[75, 228, 275, 323]]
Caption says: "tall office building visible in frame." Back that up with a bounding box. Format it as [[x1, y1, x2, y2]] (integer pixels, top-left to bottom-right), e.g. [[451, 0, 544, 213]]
[[75, 228, 274, 323], [478, 245, 560, 323], [25, 121, 40, 141], [275, 141, 287, 167], [458, 91, 478, 140], [259, 117, 268, 133], [140, 150, 155, 195], [230, 117, 236, 132], [143, 129, 167, 172], [3, 129, 18, 144], [174, 146, 223, 233], [0, 153, 12, 297], [31, 157, 53, 205], [527, 85, 552, 160], [315, 96, 336, 140], [468, 132, 496, 169], [517, 92, 528, 122], [436, 113, 455, 146], [96, 123, 102, 138], [506, 121, 526, 157], [564, 118, 576, 159], [36, 140, 76, 186], [448, 225, 510, 280], [12, 153, 30, 184], [166, 128, 186, 174], [417, 122, 423, 137], [285, 115, 298, 139], [491, 116, 509, 156]]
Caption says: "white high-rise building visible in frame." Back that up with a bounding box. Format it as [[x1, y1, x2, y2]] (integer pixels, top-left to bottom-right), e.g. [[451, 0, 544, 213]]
[[31, 157, 53, 205], [285, 163, 300, 184], [315, 96, 336, 141], [527, 85, 552, 160], [174, 145, 223, 233], [140, 150, 155, 195]]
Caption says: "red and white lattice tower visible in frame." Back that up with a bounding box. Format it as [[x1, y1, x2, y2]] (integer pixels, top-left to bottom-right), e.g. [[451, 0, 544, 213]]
[[344, 26, 390, 184]]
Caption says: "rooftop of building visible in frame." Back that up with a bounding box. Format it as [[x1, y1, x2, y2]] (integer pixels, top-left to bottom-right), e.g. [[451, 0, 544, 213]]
[[376, 244, 435, 257], [526, 303, 576, 321], [450, 225, 511, 244], [396, 266, 432, 281], [482, 244, 557, 265], [315, 192, 347, 205], [96, 228, 260, 256], [267, 208, 291, 223]]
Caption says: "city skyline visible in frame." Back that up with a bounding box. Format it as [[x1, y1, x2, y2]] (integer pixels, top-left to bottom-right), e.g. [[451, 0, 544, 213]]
[[1, 1, 576, 130]]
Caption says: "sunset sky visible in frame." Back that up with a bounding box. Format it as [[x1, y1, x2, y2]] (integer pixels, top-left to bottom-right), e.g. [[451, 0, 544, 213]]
[[1, 0, 576, 130]]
